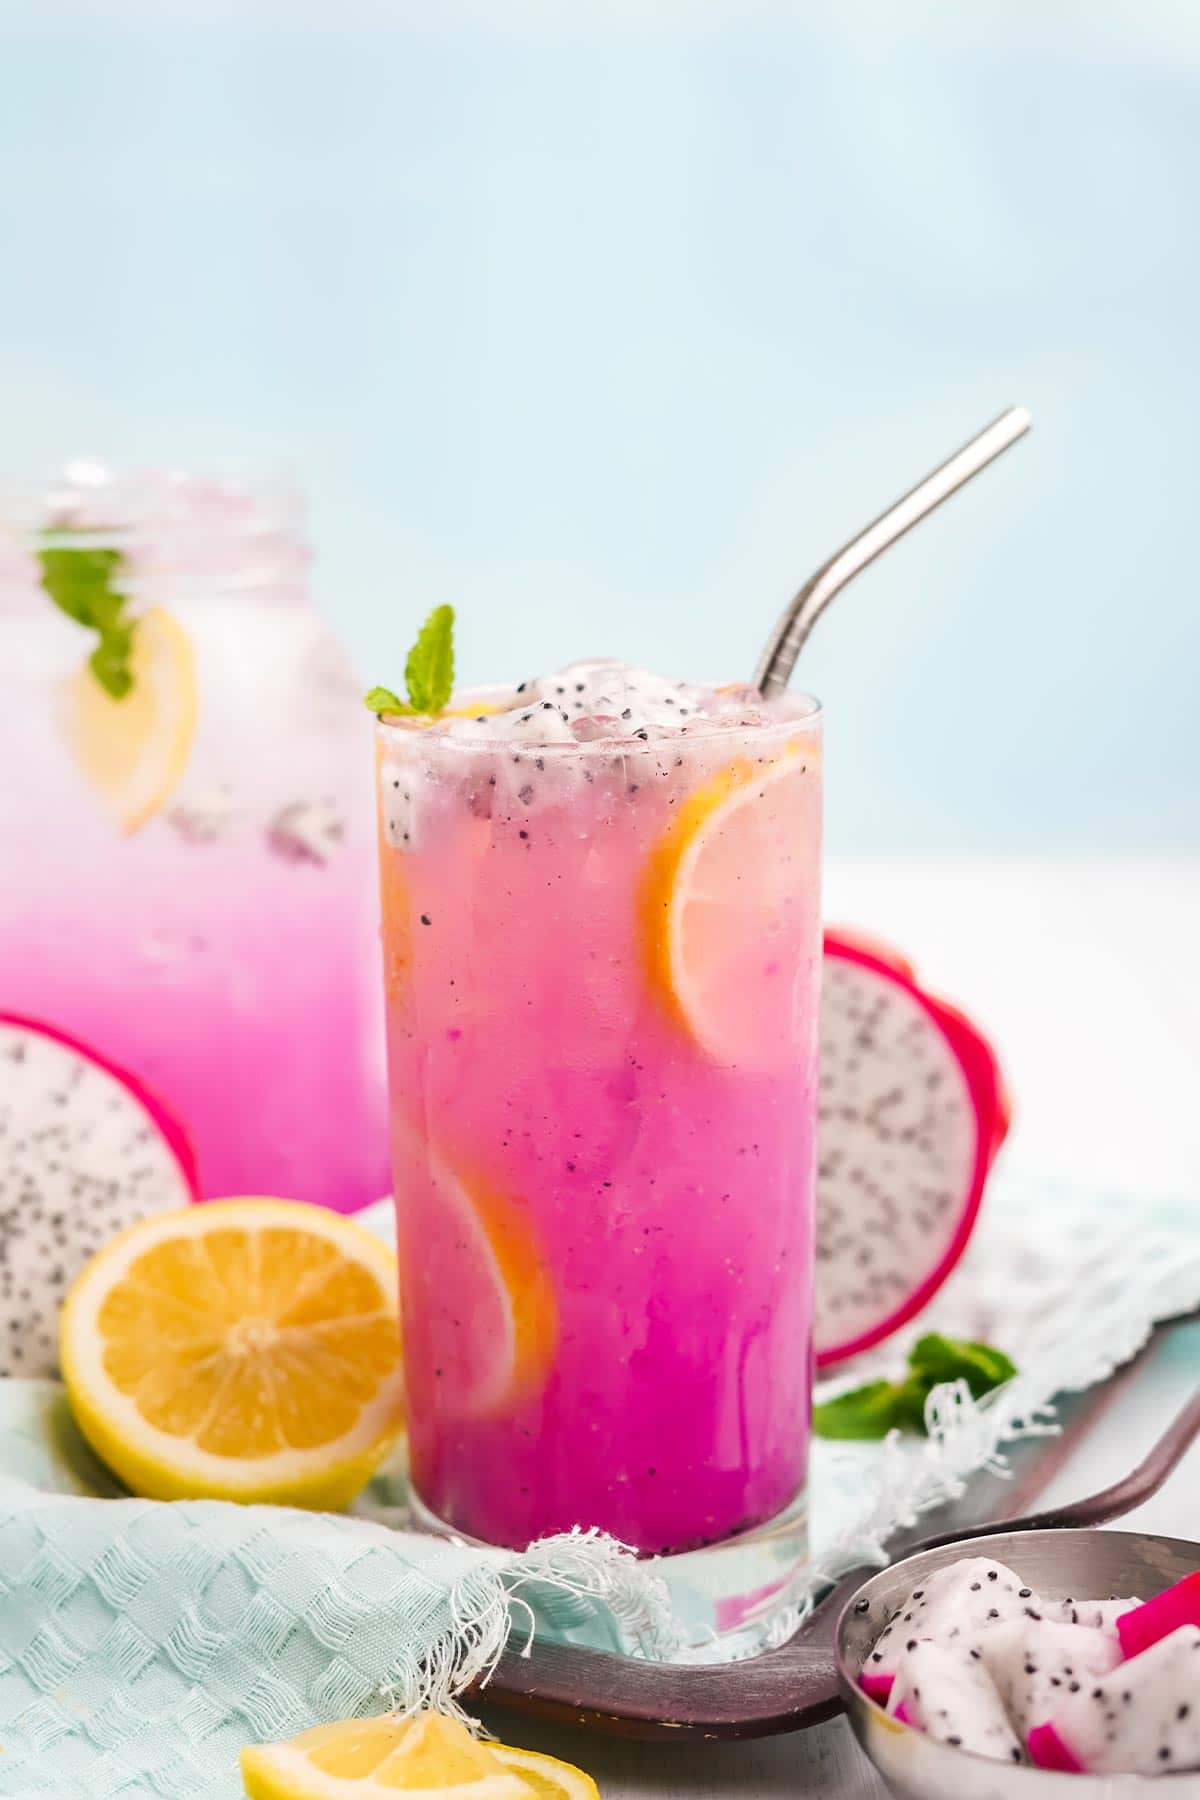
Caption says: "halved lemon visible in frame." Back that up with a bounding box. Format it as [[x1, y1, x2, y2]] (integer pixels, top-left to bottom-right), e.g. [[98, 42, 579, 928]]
[[60, 1199, 404, 1510], [397, 1152, 557, 1422], [641, 745, 820, 1066], [62, 604, 198, 833], [241, 1711, 600, 1800]]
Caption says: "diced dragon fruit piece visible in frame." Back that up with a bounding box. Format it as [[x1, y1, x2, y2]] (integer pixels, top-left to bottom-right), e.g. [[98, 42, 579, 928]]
[[861, 1557, 1037, 1690], [1027, 1624, 1200, 1775], [887, 1640, 1022, 1762], [1044, 1595, 1142, 1635], [980, 1618, 1122, 1737]]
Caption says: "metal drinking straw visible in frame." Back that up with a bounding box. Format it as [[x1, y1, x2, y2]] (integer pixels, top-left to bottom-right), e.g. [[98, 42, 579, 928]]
[[754, 405, 1032, 697]]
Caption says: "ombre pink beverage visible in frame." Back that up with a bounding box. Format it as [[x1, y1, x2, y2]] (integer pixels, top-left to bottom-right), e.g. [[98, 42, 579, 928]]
[[0, 467, 388, 1210], [379, 663, 821, 1642]]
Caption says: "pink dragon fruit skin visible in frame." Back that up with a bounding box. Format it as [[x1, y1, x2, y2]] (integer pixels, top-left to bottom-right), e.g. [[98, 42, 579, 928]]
[[1116, 1570, 1200, 1661], [816, 931, 1011, 1369], [1026, 1720, 1085, 1772], [0, 1011, 199, 1378], [1027, 1624, 1200, 1775]]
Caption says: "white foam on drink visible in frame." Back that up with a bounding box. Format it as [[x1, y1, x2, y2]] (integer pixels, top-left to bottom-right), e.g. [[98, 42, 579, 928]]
[[440, 661, 772, 745], [379, 662, 818, 847]]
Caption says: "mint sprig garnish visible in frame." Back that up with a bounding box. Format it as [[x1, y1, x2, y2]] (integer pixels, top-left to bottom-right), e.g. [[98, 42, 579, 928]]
[[813, 1333, 1017, 1440], [365, 604, 456, 716], [38, 544, 137, 699]]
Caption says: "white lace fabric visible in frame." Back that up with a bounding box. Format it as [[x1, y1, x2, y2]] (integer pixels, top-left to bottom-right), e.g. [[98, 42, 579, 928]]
[[808, 1173, 1200, 1592]]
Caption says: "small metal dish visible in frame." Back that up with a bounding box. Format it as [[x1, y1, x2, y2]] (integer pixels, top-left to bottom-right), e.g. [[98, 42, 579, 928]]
[[836, 1527, 1200, 1798]]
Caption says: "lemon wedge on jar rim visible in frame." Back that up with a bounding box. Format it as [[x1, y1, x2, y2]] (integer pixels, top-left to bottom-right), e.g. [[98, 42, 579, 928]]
[[59, 1198, 404, 1510], [241, 1711, 600, 1800]]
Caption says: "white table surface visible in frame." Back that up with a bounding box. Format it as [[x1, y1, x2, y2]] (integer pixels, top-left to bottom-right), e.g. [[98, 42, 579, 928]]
[[481, 857, 1200, 1799]]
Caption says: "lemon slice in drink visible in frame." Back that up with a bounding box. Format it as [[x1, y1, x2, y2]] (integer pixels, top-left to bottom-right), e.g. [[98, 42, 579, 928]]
[[642, 746, 820, 1066], [398, 1154, 557, 1421], [62, 604, 198, 833], [241, 1711, 600, 1800], [60, 1199, 404, 1509]]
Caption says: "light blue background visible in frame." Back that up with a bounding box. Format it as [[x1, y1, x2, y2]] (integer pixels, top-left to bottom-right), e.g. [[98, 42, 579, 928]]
[[2, 0, 1197, 851]]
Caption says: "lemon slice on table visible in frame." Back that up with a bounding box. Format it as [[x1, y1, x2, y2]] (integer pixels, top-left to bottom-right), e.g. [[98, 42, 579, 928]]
[[62, 603, 198, 833], [641, 745, 820, 1066], [60, 1199, 404, 1510], [241, 1712, 601, 1800]]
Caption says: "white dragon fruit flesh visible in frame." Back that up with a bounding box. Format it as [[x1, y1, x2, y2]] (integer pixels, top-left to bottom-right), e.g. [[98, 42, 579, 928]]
[[816, 931, 1010, 1367], [1028, 1624, 1200, 1774], [1049, 1595, 1143, 1635], [888, 1639, 1022, 1762], [860, 1556, 1038, 1701], [0, 1013, 198, 1376], [860, 1553, 1197, 1775], [981, 1618, 1122, 1737]]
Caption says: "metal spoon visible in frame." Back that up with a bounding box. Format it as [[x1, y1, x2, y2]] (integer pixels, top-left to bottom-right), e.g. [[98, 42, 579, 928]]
[[755, 405, 1032, 697]]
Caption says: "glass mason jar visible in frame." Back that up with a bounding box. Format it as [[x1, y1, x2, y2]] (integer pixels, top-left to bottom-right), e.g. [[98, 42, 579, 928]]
[[0, 464, 388, 1211], [376, 688, 822, 1652]]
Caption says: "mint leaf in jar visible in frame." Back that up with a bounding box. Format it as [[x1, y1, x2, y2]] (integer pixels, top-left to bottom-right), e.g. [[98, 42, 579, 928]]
[[38, 544, 137, 699]]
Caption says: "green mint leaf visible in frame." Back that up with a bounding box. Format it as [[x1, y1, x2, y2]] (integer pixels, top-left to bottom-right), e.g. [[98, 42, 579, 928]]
[[908, 1333, 1017, 1398], [813, 1380, 907, 1440], [892, 1373, 937, 1434], [404, 604, 455, 714], [89, 636, 135, 699], [363, 686, 412, 716], [813, 1337, 1017, 1441], [38, 544, 138, 699]]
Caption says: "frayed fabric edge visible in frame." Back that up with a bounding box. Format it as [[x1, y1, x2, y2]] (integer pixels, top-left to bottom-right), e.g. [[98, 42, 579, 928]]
[[377, 1527, 686, 1721]]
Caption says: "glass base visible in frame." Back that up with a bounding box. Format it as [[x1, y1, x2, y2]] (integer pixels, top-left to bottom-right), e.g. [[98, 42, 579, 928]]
[[408, 1486, 809, 1663]]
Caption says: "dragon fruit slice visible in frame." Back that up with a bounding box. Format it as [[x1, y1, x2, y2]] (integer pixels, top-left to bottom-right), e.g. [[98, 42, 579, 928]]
[[1047, 1596, 1142, 1634], [887, 1639, 1021, 1762], [0, 1013, 198, 1377], [980, 1618, 1122, 1737], [861, 1556, 1037, 1699], [817, 931, 1010, 1366], [1028, 1624, 1200, 1774], [1116, 1571, 1200, 1661]]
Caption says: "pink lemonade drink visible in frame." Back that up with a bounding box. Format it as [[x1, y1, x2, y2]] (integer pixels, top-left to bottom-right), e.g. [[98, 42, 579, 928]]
[[0, 469, 388, 1211], [378, 663, 822, 1584]]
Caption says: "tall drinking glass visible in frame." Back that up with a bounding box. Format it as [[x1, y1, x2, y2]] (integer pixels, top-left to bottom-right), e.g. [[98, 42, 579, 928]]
[[377, 687, 822, 1650]]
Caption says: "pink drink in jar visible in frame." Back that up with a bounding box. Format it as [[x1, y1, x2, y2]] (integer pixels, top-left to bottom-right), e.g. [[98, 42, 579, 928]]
[[0, 468, 388, 1210]]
